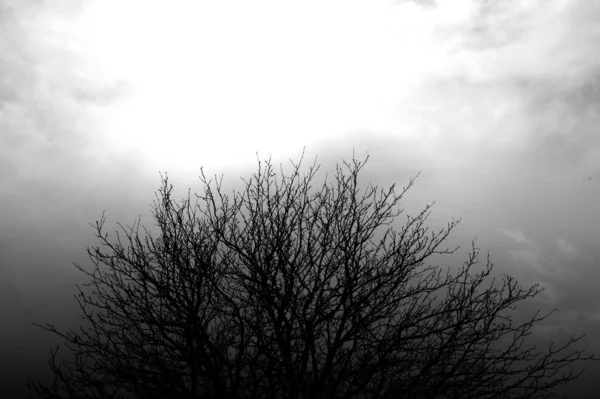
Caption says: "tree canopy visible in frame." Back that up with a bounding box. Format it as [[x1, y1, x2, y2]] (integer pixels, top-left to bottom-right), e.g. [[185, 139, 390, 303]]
[[29, 152, 597, 399]]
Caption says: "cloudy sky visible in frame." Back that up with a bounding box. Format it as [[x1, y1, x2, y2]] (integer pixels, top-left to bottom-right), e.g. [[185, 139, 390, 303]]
[[1, 0, 600, 396]]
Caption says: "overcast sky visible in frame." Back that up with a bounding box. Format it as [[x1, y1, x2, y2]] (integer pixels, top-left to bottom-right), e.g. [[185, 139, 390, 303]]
[[1, 0, 600, 397]]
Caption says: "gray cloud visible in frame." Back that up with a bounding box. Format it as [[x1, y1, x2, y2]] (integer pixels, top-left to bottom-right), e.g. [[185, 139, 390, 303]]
[[2, 1, 600, 396]]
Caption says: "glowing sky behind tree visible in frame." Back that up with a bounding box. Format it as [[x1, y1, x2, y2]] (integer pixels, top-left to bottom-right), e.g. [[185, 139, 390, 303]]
[[1, 0, 599, 397]]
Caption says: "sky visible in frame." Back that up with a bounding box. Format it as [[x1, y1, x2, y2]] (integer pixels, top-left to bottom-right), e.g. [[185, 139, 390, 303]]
[[1, 0, 600, 397]]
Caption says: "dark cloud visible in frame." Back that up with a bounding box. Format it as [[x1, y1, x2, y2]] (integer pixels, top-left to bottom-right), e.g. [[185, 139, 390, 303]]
[[0, 3, 152, 395]]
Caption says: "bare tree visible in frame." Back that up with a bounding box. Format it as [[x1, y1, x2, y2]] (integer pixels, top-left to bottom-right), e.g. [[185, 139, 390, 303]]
[[28, 151, 597, 399]]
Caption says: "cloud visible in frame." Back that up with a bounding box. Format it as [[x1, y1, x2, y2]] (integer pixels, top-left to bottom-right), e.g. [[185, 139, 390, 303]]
[[496, 229, 574, 282], [0, 1, 135, 188], [426, 0, 600, 86], [2, 1, 599, 397], [557, 237, 578, 256], [509, 248, 547, 275], [391, 0, 600, 184], [494, 228, 596, 315], [498, 228, 534, 246]]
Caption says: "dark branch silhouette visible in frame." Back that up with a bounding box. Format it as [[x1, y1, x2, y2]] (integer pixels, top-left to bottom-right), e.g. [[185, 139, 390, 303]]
[[28, 151, 597, 399]]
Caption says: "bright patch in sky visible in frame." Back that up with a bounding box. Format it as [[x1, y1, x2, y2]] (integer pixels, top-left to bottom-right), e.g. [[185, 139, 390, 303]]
[[64, 0, 459, 171]]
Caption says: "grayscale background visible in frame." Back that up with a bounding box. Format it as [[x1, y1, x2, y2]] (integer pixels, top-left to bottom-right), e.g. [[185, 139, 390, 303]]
[[1, 1, 599, 397]]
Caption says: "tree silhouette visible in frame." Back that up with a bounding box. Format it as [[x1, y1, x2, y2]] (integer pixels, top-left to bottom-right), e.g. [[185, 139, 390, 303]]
[[28, 152, 597, 399]]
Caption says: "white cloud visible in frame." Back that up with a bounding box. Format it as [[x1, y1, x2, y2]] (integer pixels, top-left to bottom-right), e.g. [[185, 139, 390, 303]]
[[395, 0, 600, 176], [62, 0, 455, 172], [5, 0, 600, 181], [498, 228, 533, 246]]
